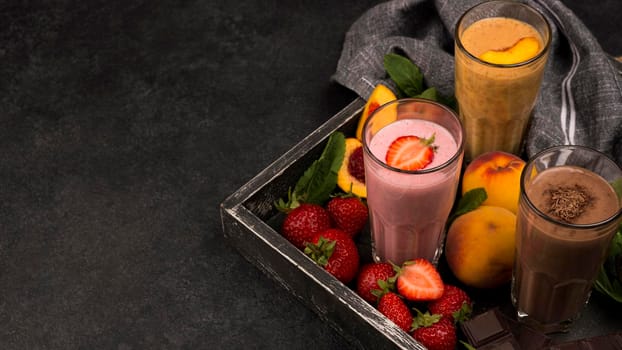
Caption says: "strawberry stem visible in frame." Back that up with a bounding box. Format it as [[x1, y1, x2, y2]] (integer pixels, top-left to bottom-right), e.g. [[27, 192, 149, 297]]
[[304, 236, 336, 267], [411, 308, 441, 330]]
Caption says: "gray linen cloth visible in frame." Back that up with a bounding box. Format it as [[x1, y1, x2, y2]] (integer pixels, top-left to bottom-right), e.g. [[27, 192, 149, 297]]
[[333, 0, 622, 165]]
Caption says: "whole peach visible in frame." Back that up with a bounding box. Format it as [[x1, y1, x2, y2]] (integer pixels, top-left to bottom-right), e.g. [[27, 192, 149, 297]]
[[461, 151, 525, 214], [445, 205, 517, 289]]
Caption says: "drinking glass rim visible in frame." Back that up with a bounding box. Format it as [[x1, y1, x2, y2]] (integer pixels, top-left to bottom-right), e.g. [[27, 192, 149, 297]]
[[362, 98, 465, 175], [454, 0, 552, 69], [520, 145, 622, 229]]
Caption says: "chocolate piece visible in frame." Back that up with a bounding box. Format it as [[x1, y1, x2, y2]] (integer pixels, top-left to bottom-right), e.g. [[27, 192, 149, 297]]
[[478, 336, 521, 350], [460, 308, 552, 349], [460, 308, 511, 347], [504, 313, 552, 349]]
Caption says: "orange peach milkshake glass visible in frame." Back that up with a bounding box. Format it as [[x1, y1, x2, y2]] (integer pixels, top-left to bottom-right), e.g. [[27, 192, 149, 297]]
[[362, 98, 464, 266], [455, 1, 551, 161]]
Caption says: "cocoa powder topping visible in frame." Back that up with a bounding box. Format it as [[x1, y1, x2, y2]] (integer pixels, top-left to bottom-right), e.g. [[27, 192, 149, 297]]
[[546, 185, 592, 223]]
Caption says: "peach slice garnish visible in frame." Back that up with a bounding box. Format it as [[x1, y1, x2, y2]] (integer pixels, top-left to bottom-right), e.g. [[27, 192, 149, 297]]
[[336, 138, 367, 198], [356, 84, 397, 141], [479, 36, 540, 65]]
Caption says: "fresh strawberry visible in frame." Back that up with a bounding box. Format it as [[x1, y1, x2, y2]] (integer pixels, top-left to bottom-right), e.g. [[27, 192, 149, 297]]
[[411, 310, 457, 350], [396, 259, 444, 301], [326, 195, 369, 237], [356, 262, 396, 303], [304, 228, 360, 284], [377, 292, 413, 332], [385, 134, 436, 171], [280, 203, 332, 250], [427, 285, 473, 323]]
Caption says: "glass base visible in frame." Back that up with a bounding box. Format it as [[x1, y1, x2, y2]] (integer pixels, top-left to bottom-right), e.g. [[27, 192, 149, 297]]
[[371, 241, 443, 267], [515, 309, 577, 334], [510, 270, 591, 335]]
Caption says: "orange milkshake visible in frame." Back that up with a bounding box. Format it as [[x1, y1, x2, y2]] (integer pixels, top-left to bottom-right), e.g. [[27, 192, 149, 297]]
[[455, 1, 551, 161]]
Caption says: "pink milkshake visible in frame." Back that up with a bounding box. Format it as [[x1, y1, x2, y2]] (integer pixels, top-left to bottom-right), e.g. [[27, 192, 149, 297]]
[[362, 99, 464, 266]]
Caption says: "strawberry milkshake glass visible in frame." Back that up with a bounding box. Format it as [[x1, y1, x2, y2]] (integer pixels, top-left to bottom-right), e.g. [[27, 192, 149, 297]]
[[362, 98, 465, 266]]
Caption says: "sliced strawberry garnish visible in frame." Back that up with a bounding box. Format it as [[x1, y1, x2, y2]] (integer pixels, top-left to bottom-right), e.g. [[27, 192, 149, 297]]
[[396, 258, 444, 301], [385, 134, 436, 171]]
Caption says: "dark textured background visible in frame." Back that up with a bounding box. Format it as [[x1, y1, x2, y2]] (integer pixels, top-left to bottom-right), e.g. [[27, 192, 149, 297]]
[[0, 1, 620, 349]]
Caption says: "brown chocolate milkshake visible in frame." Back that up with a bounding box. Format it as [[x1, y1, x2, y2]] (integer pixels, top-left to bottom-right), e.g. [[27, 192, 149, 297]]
[[512, 165, 620, 331]]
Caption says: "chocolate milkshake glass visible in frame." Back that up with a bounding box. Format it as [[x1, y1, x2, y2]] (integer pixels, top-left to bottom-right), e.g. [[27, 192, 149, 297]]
[[512, 146, 622, 333], [455, 1, 551, 161], [362, 99, 464, 266]]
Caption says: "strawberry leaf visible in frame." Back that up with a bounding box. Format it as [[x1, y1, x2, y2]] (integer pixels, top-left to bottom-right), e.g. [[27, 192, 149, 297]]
[[304, 236, 336, 267], [451, 302, 473, 323], [411, 308, 441, 329]]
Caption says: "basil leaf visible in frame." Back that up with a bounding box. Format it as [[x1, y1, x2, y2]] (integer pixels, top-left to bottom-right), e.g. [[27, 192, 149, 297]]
[[448, 188, 487, 224], [438, 94, 458, 112], [383, 53, 423, 97], [383, 53, 458, 111], [416, 87, 438, 101], [294, 132, 345, 205], [595, 230, 622, 302]]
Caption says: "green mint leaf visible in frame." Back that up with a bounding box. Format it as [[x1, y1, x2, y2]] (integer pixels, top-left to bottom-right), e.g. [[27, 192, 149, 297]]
[[460, 340, 478, 350], [595, 267, 622, 303], [416, 87, 459, 113], [437, 93, 458, 112], [595, 231, 622, 302], [293, 132, 345, 205], [383, 53, 423, 97], [383, 53, 458, 111], [610, 230, 622, 257], [415, 87, 439, 102], [448, 188, 487, 224]]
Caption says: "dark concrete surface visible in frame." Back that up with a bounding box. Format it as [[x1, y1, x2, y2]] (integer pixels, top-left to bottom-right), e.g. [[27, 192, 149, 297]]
[[0, 1, 620, 349]]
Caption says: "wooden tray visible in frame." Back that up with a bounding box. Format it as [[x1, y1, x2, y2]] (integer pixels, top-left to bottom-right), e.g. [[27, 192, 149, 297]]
[[220, 98, 622, 349]]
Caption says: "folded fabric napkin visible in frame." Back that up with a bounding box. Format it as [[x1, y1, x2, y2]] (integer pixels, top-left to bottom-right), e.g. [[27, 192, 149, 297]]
[[333, 0, 622, 165]]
